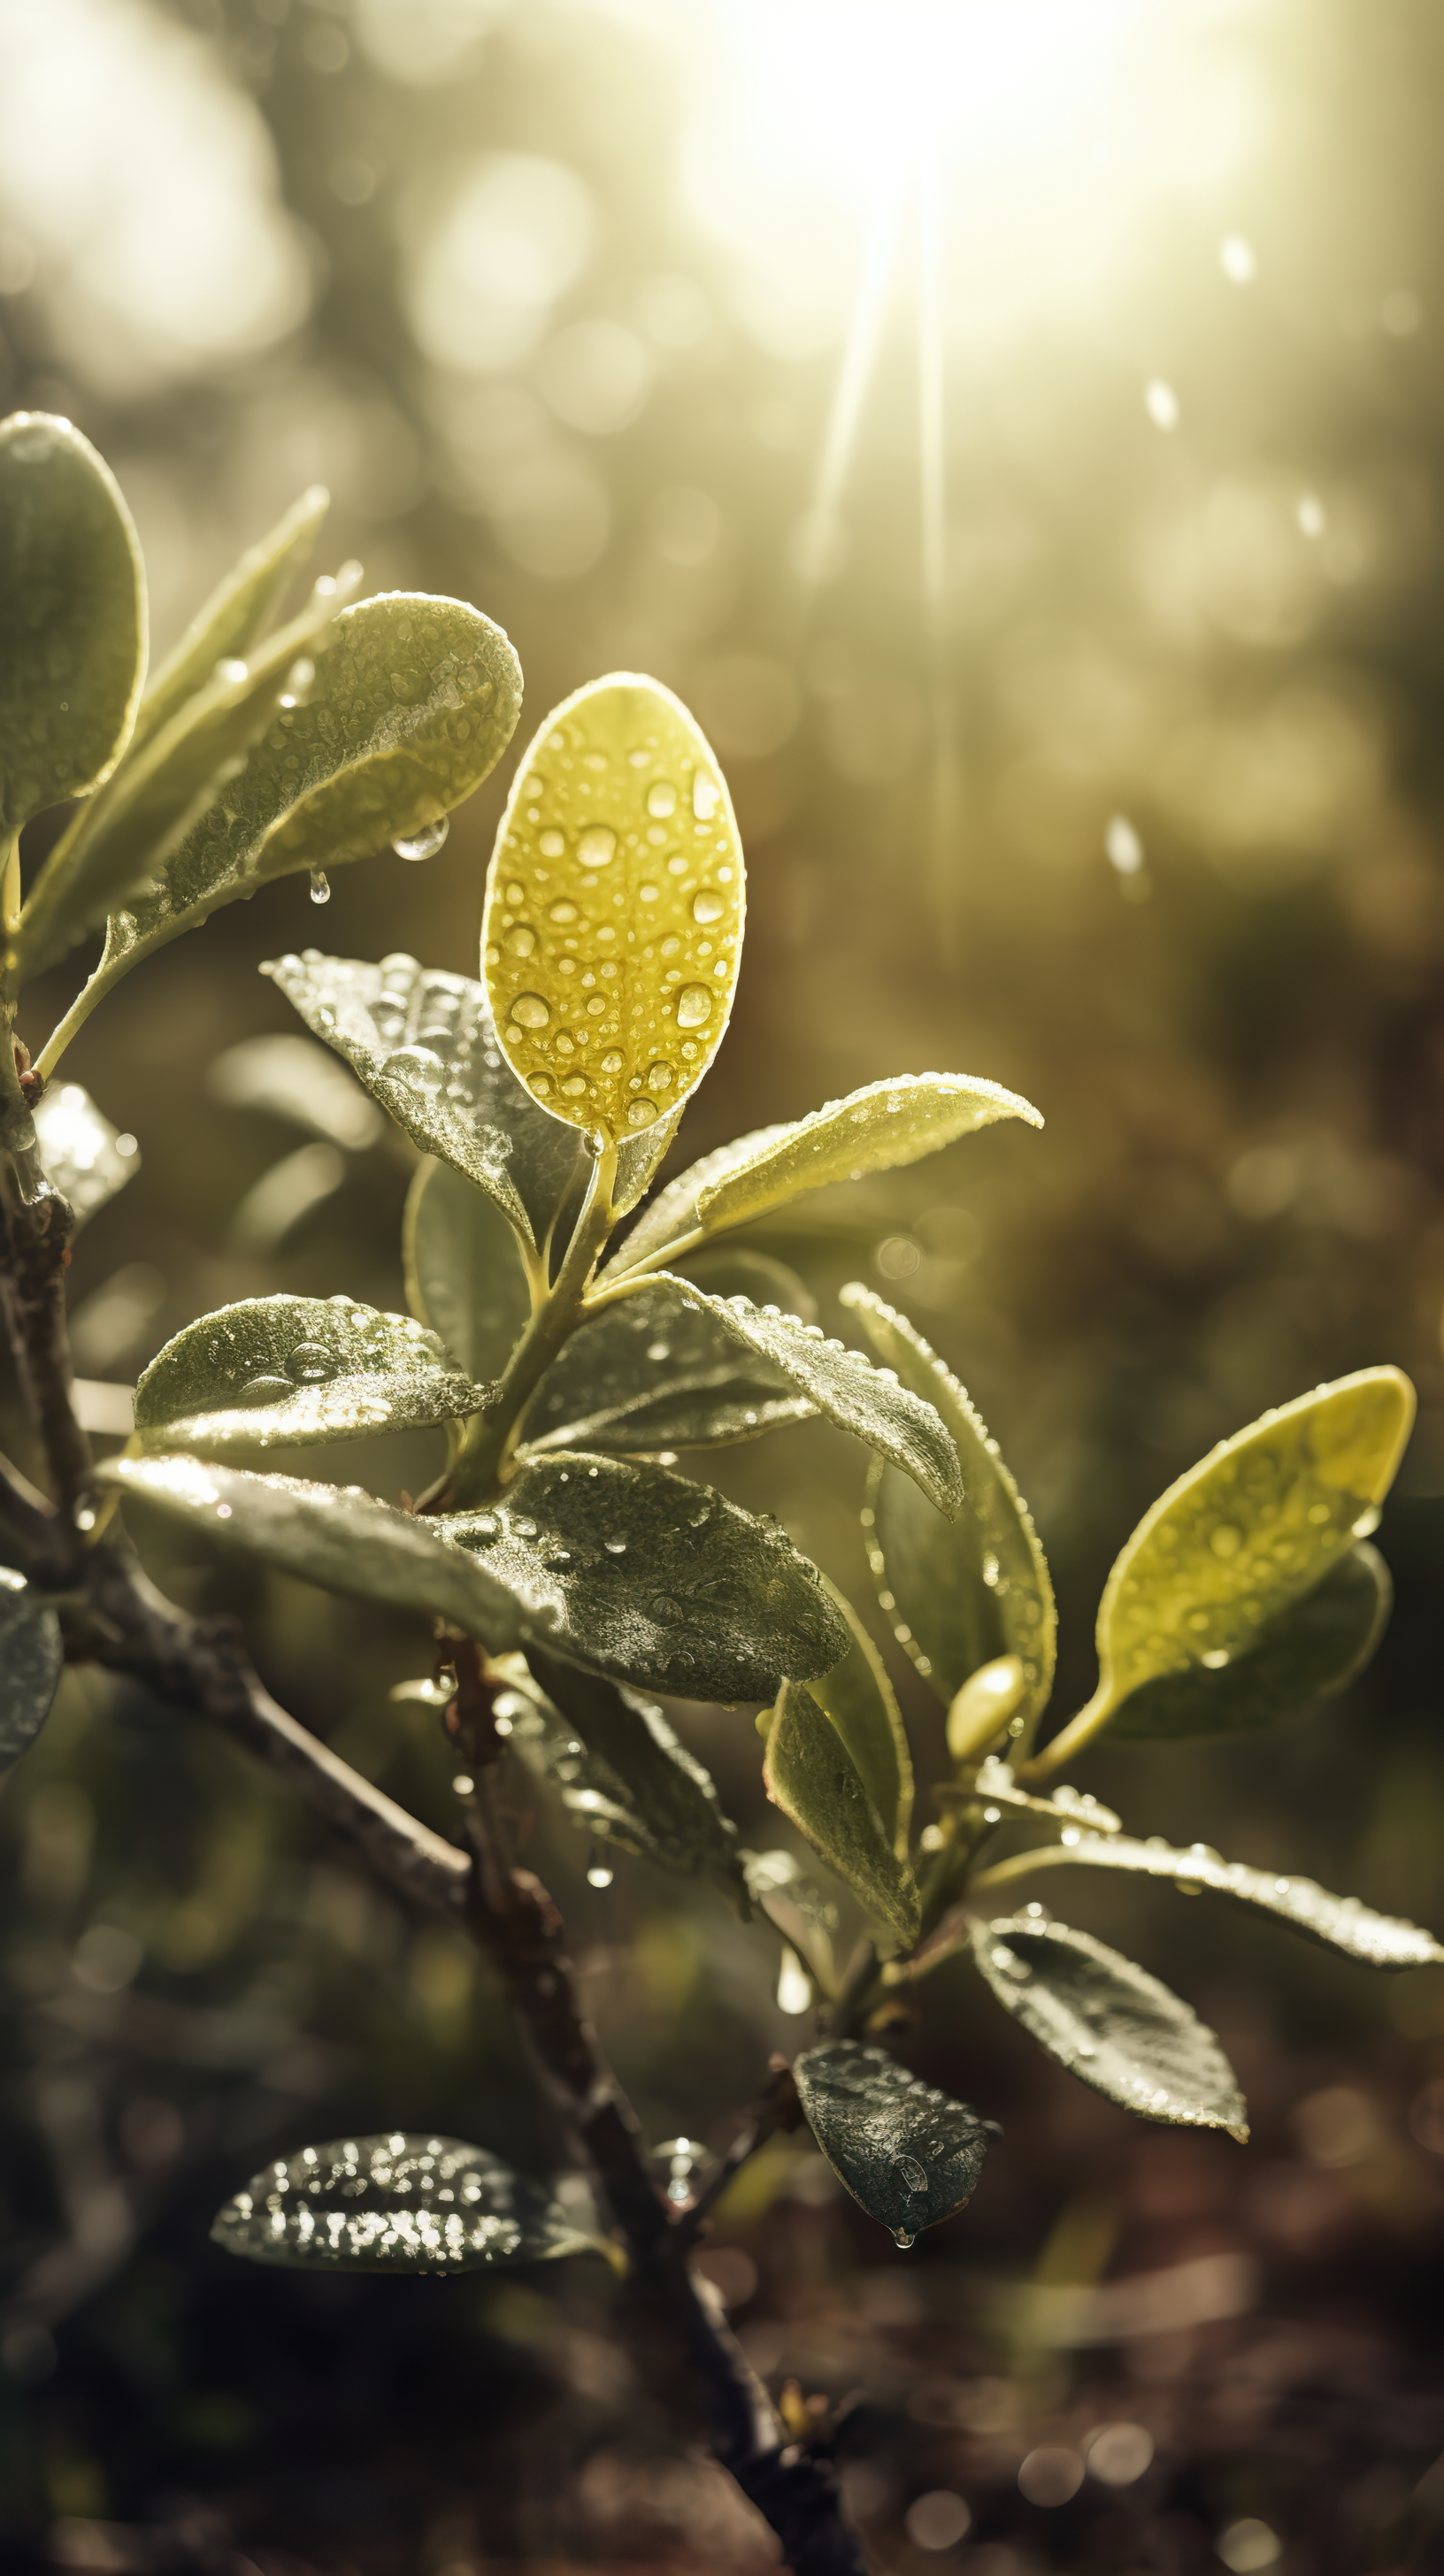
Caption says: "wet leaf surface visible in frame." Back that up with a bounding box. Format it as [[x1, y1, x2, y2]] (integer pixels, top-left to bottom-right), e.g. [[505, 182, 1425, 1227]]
[[792, 2041, 995, 2244], [763, 1680, 919, 1944], [480, 675, 743, 1139], [688, 1073, 1042, 1239], [995, 1832, 1444, 1967], [971, 1914, 1248, 2137], [211, 2132, 605, 2273], [521, 1276, 813, 1455], [32, 1081, 140, 1227], [134, 1292, 484, 1455], [0, 1571, 63, 1773], [601, 1121, 791, 1279], [521, 1648, 742, 1886], [403, 1158, 533, 1388], [1107, 1542, 1391, 1737], [810, 1581, 913, 1858]]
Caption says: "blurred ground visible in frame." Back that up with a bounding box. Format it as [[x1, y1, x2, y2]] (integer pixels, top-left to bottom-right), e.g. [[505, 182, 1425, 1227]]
[[4, 0, 1444, 2567]]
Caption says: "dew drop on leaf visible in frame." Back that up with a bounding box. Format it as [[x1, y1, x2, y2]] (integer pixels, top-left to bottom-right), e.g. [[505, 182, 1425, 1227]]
[[391, 816, 450, 862], [675, 984, 713, 1030], [511, 993, 550, 1030], [577, 826, 617, 867], [692, 888, 725, 924]]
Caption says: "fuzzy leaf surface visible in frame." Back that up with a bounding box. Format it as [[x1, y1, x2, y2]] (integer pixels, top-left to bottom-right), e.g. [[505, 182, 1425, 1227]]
[[792, 2042, 995, 2242], [131, 484, 328, 756], [845, 1288, 1055, 1732], [764, 1680, 919, 1944], [32, 1082, 140, 1228], [811, 1582, 913, 1858], [481, 674, 743, 1139], [971, 1915, 1248, 2137], [0, 1574, 63, 1772], [1109, 1542, 1391, 1739], [403, 1158, 532, 1387], [0, 412, 145, 837], [522, 1277, 812, 1456], [524, 1648, 742, 1885], [211, 2133, 603, 2274], [687, 1074, 1042, 1241], [992, 1833, 1444, 1967], [134, 1293, 483, 1456], [1093, 1369, 1415, 1731], [265, 950, 581, 1250]]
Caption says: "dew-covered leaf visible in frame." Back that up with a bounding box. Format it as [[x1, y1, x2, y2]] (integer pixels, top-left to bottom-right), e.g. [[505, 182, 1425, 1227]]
[[1108, 1542, 1391, 1739], [792, 2041, 995, 2244], [403, 1158, 533, 1389], [0, 1570, 63, 1773], [971, 1914, 1248, 2138], [264, 950, 582, 1251], [522, 1647, 743, 1888], [1087, 1370, 1415, 1740], [211, 2131, 605, 2274], [602, 1123, 790, 1280], [843, 1288, 1055, 1736], [32, 1081, 139, 1227], [131, 484, 328, 758], [0, 412, 145, 839], [480, 674, 743, 1140], [133, 1293, 484, 1457], [811, 1582, 912, 1859], [520, 1276, 813, 1456], [93, 593, 521, 989], [988, 1831, 1444, 1968], [763, 1679, 919, 1944]]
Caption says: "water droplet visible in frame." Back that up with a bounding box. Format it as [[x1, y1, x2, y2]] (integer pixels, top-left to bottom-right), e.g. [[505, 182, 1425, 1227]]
[[600, 1049, 625, 1073], [548, 900, 581, 928], [675, 984, 714, 1030], [639, 881, 659, 903], [1202, 1648, 1230, 1670], [216, 656, 249, 684], [587, 1862, 614, 1888], [383, 1046, 446, 1094], [560, 1074, 588, 1098], [692, 886, 725, 924], [538, 829, 565, 858], [981, 1551, 1000, 1588], [894, 2155, 928, 2194], [309, 870, 331, 905], [604, 1537, 627, 1555], [503, 923, 537, 957], [646, 779, 678, 819], [577, 826, 617, 868], [511, 993, 550, 1030], [391, 816, 450, 862], [236, 1375, 291, 1405], [1210, 1523, 1242, 1558], [626, 1098, 658, 1127], [645, 1059, 674, 1092], [286, 1342, 337, 1385], [893, 2229, 916, 2250], [530, 1072, 555, 1098], [693, 775, 720, 821]]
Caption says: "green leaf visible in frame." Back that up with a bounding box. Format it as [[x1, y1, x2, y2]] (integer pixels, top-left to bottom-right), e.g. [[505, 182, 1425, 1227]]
[[265, 951, 581, 1253], [131, 483, 329, 759], [811, 1581, 913, 1859], [602, 1122, 790, 1280], [480, 674, 744, 1140], [742, 1849, 841, 1985], [612, 1094, 687, 1218], [211, 2132, 606, 2274], [133, 1293, 484, 1457], [843, 1288, 1055, 1737], [1083, 1369, 1415, 1744], [522, 1647, 743, 1887], [763, 1679, 920, 1944], [606, 1076, 1041, 1272], [0, 412, 146, 838], [208, 1032, 386, 1150], [521, 1276, 814, 1456], [0, 1570, 63, 1773], [102, 1450, 848, 1703], [981, 1832, 1444, 1968], [403, 1157, 533, 1388], [91, 593, 522, 991], [1107, 1542, 1391, 1739], [792, 2041, 995, 2245], [32, 1081, 140, 1228], [970, 1914, 1248, 2138]]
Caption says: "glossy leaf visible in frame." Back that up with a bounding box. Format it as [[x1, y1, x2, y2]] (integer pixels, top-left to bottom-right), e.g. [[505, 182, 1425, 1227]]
[[131, 483, 328, 757], [844, 1288, 1055, 1736], [0, 1570, 63, 1773], [792, 2042, 995, 2245], [602, 1123, 789, 1280], [211, 2132, 604, 2274], [985, 1832, 1444, 1968], [1108, 1542, 1391, 1739], [480, 674, 744, 1142], [133, 1293, 483, 1457], [763, 1679, 920, 1944], [1087, 1370, 1415, 1738], [265, 950, 581, 1252], [403, 1157, 533, 1388], [0, 412, 145, 837], [811, 1582, 913, 1858], [32, 1082, 140, 1228], [521, 1277, 814, 1456], [971, 1914, 1248, 2138], [95, 594, 522, 989], [523, 1648, 743, 1887]]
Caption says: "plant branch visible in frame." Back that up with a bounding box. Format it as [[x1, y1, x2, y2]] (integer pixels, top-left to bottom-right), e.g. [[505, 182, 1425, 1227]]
[[0, 1142, 93, 1508]]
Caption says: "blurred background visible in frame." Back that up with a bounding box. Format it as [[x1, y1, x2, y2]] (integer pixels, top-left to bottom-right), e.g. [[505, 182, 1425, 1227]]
[[4, 0, 1444, 2568]]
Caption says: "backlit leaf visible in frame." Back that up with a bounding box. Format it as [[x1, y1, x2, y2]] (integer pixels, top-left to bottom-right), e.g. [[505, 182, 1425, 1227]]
[[480, 674, 743, 1140], [792, 2042, 995, 2244], [844, 1288, 1055, 1737], [521, 1276, 810, 1456], [1108, 1542, 1391, 1739], [131, 483, 328, 757], [612, 1094, 687, 1218], [133, 1293, 484, 1456], [0, 412, 145, 838], [403, 1158, 533, 1388], [211, 2132, 605, 2274], [742, 1849, 841, 1986], [601, 1122, 789, 1280], [763, 1679, 919, 1944], [265, 950, 581, 1252], [523, 1647, 743, 1887], [811, 1582, 913, 1859], [971, 1914, 1248, 2138], [32, 1081, 140, 1227], [0, 1570, 63, 1772]]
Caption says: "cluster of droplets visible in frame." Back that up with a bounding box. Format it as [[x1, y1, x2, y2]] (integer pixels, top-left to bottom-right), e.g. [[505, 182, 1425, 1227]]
[[182, 1296, 456, 1414], [220, 2133, 525, 2268]]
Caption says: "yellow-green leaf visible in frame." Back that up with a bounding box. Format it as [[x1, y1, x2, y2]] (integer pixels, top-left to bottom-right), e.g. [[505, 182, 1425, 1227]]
[[763, 1679, 919, 1945], [811, 1581, 913, 1859], [131, 483, 329, 759], [1107, 1541, 1391, 1740], [480, 674, 743, 1141], [0, 412, 146, 838]]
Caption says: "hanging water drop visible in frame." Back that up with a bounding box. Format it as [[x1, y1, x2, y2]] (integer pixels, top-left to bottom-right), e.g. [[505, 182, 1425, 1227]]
[[893, 2229, 916, 2250], [391, 816, 450, 862], [587, 1859, 614, 1890], [309, 870, 331, 905], [775, 1945, 811, 2015]]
